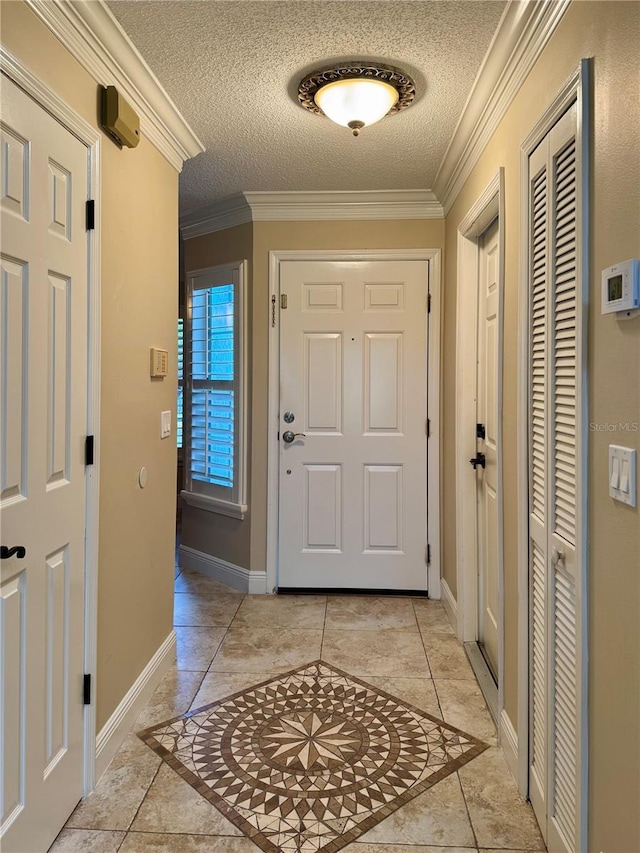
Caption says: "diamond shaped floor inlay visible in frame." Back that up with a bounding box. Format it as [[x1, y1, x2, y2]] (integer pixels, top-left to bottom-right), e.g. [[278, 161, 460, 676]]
[[138, 661, 488, 852]]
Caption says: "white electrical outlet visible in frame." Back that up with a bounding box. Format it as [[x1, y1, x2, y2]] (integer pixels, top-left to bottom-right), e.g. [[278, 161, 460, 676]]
[[161, 410, 171, 439], [609, 445, 636, 507]]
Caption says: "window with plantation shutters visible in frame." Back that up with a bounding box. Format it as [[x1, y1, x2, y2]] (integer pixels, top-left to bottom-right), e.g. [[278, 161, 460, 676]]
[[525, 95, 587, 853], [181, 261, 248, 519]]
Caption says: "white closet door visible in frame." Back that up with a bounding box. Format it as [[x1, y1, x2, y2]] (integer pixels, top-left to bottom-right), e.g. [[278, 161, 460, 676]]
[[528, 100, 586, 853]]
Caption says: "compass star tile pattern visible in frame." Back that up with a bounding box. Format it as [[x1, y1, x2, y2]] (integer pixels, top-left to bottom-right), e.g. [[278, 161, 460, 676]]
[[138, 661, 488, 853]]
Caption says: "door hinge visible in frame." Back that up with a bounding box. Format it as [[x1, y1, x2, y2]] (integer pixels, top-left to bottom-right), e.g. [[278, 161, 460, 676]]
[[85, 435, 95, 466], [426, 544, 431, 565], [426, 418, 430, 438], [427, 293, 431, 313], [86, 200, 95, 231], [83, 673, 92, 705], [280, 293, 288, 310]]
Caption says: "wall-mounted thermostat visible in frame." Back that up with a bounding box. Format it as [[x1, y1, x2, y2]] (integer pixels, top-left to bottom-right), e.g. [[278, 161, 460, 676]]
[[150, 348, 169, 377], [601, 258, 640, 317]]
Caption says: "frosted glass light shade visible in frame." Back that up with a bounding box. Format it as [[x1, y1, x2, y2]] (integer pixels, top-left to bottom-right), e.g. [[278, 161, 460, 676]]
[[315, 78, 399, 131]]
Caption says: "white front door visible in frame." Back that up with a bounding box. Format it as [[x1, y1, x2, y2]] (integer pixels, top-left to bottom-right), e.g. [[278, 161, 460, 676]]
[[1, 75, 89, 853], [278, 259, 429, 591], [475, 219, 500, 679]]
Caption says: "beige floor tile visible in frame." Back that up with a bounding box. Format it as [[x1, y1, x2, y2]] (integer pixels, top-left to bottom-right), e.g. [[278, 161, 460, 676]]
[[119, 833, 257, 852], [210, 626, 323, 672], [190, 670, 279, 709], [134, 669, 205, 730], [322, 629, 430, 677], [49, 828, 125, 852], [480, 849, 547, 853], [351, 846, 475, 852], [66, 735, 160, 831], [175, 626, 227, 670], [422, 632, 476, 679], [325, 596, 419, 631], [131, 763, 242, 836], [358, 773, 476, 847], [435, 678, 498, 744], [363, 676, 442, 717], [459, 747, 545, 849], [173, 592, 242, 627], [413, 599, 456, 634], [175, 568, 243, 596], [231, 593, 327, 629]]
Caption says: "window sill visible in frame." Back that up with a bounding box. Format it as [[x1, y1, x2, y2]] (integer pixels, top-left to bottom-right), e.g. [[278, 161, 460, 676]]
[[180, 490, 247, 520]]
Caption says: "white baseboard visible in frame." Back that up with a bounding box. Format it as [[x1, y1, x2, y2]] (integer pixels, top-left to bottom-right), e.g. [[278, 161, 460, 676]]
[[500, 708, 519, 784], [178, 544, 268, 594], [94, 630, 176, 783], [440, 577, 458, 632]]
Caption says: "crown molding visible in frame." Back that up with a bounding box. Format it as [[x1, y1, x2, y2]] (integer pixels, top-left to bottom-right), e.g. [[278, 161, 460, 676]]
[[24, 0, 204, 172], [180, 195, 253, 239], [180, 190, 443, 238], [434, 0, 572, 214]]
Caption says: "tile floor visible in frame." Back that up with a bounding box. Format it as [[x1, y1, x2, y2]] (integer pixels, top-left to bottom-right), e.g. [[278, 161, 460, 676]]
[[50, 564, 546, 853]]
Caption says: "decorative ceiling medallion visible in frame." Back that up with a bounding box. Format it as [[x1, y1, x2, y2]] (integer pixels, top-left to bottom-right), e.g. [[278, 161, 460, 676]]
[[298, 64, 416, 135]]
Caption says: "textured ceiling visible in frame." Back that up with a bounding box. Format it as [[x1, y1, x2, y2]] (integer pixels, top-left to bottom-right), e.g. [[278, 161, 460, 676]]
[[107, 0, 507, 213]]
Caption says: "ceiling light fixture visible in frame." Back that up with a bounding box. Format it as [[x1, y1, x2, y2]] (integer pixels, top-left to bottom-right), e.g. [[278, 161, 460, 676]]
[[298, 64, 416, 136]]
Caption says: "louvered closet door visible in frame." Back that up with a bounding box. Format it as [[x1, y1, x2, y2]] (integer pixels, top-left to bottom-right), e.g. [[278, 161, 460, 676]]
[[527, 101, 585, 853]]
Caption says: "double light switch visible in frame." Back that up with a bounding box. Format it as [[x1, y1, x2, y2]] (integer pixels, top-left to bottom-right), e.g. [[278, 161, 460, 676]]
[[609, 445, 637, 507]]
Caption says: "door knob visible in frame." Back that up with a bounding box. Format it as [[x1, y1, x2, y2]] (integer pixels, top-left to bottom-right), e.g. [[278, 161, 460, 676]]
[[1, 545, 26, 559], [551, 546, 565, 567], [282, 430, 306, 444], [469, 452, 486, 470]]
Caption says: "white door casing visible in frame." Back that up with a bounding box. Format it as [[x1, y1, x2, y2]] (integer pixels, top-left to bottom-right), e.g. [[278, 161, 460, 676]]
[[454, 171, 505, 731], [0, 73, 94, 853], [476, 219, 500, 679], [276, 259, 430, 591], [522, 72, 589, 853]]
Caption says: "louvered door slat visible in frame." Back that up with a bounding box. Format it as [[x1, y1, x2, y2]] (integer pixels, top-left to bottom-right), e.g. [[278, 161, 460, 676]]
[[553, 563, 578, 847], [531, 541, 547, 788], [530, 167, 547, 523]]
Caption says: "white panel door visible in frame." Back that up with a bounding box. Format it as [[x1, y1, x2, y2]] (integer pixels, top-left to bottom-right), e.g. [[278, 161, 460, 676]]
[[476, 219, 500, 680], [1, 75, 89, 853], [278, 260, 428, 591], [527, 101, 584, 853]]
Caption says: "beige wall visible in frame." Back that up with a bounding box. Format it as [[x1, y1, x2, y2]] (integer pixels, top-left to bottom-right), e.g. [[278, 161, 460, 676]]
[[2, 2, 179, 730], [443, 3, 640, 850], [181, 219, 445, 573]]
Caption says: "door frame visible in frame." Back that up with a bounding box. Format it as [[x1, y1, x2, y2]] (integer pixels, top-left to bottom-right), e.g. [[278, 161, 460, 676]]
[[266, 248, 442, 598], [517, 61, 590, 839], [454, 169, 505, 724], [1, 47, 102, 795]]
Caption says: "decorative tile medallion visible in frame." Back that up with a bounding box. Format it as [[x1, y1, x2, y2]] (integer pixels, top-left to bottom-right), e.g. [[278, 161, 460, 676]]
[[138, 661, 487, 852]]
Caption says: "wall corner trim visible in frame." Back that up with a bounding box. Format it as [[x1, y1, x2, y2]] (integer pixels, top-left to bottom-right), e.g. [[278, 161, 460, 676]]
[[499, 709, 521, 790], [180, 190, 444, 238], [178, 544, 268, 595], [440, 578, 458, 634], [24, 0, 204, 172], [94, 630, 176, 785], [434, 0, 572, 213]]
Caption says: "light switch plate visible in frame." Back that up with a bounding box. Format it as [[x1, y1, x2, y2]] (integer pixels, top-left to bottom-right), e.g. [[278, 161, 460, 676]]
[[161, 410, 171, 439], [609, 444, 636, 507]]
